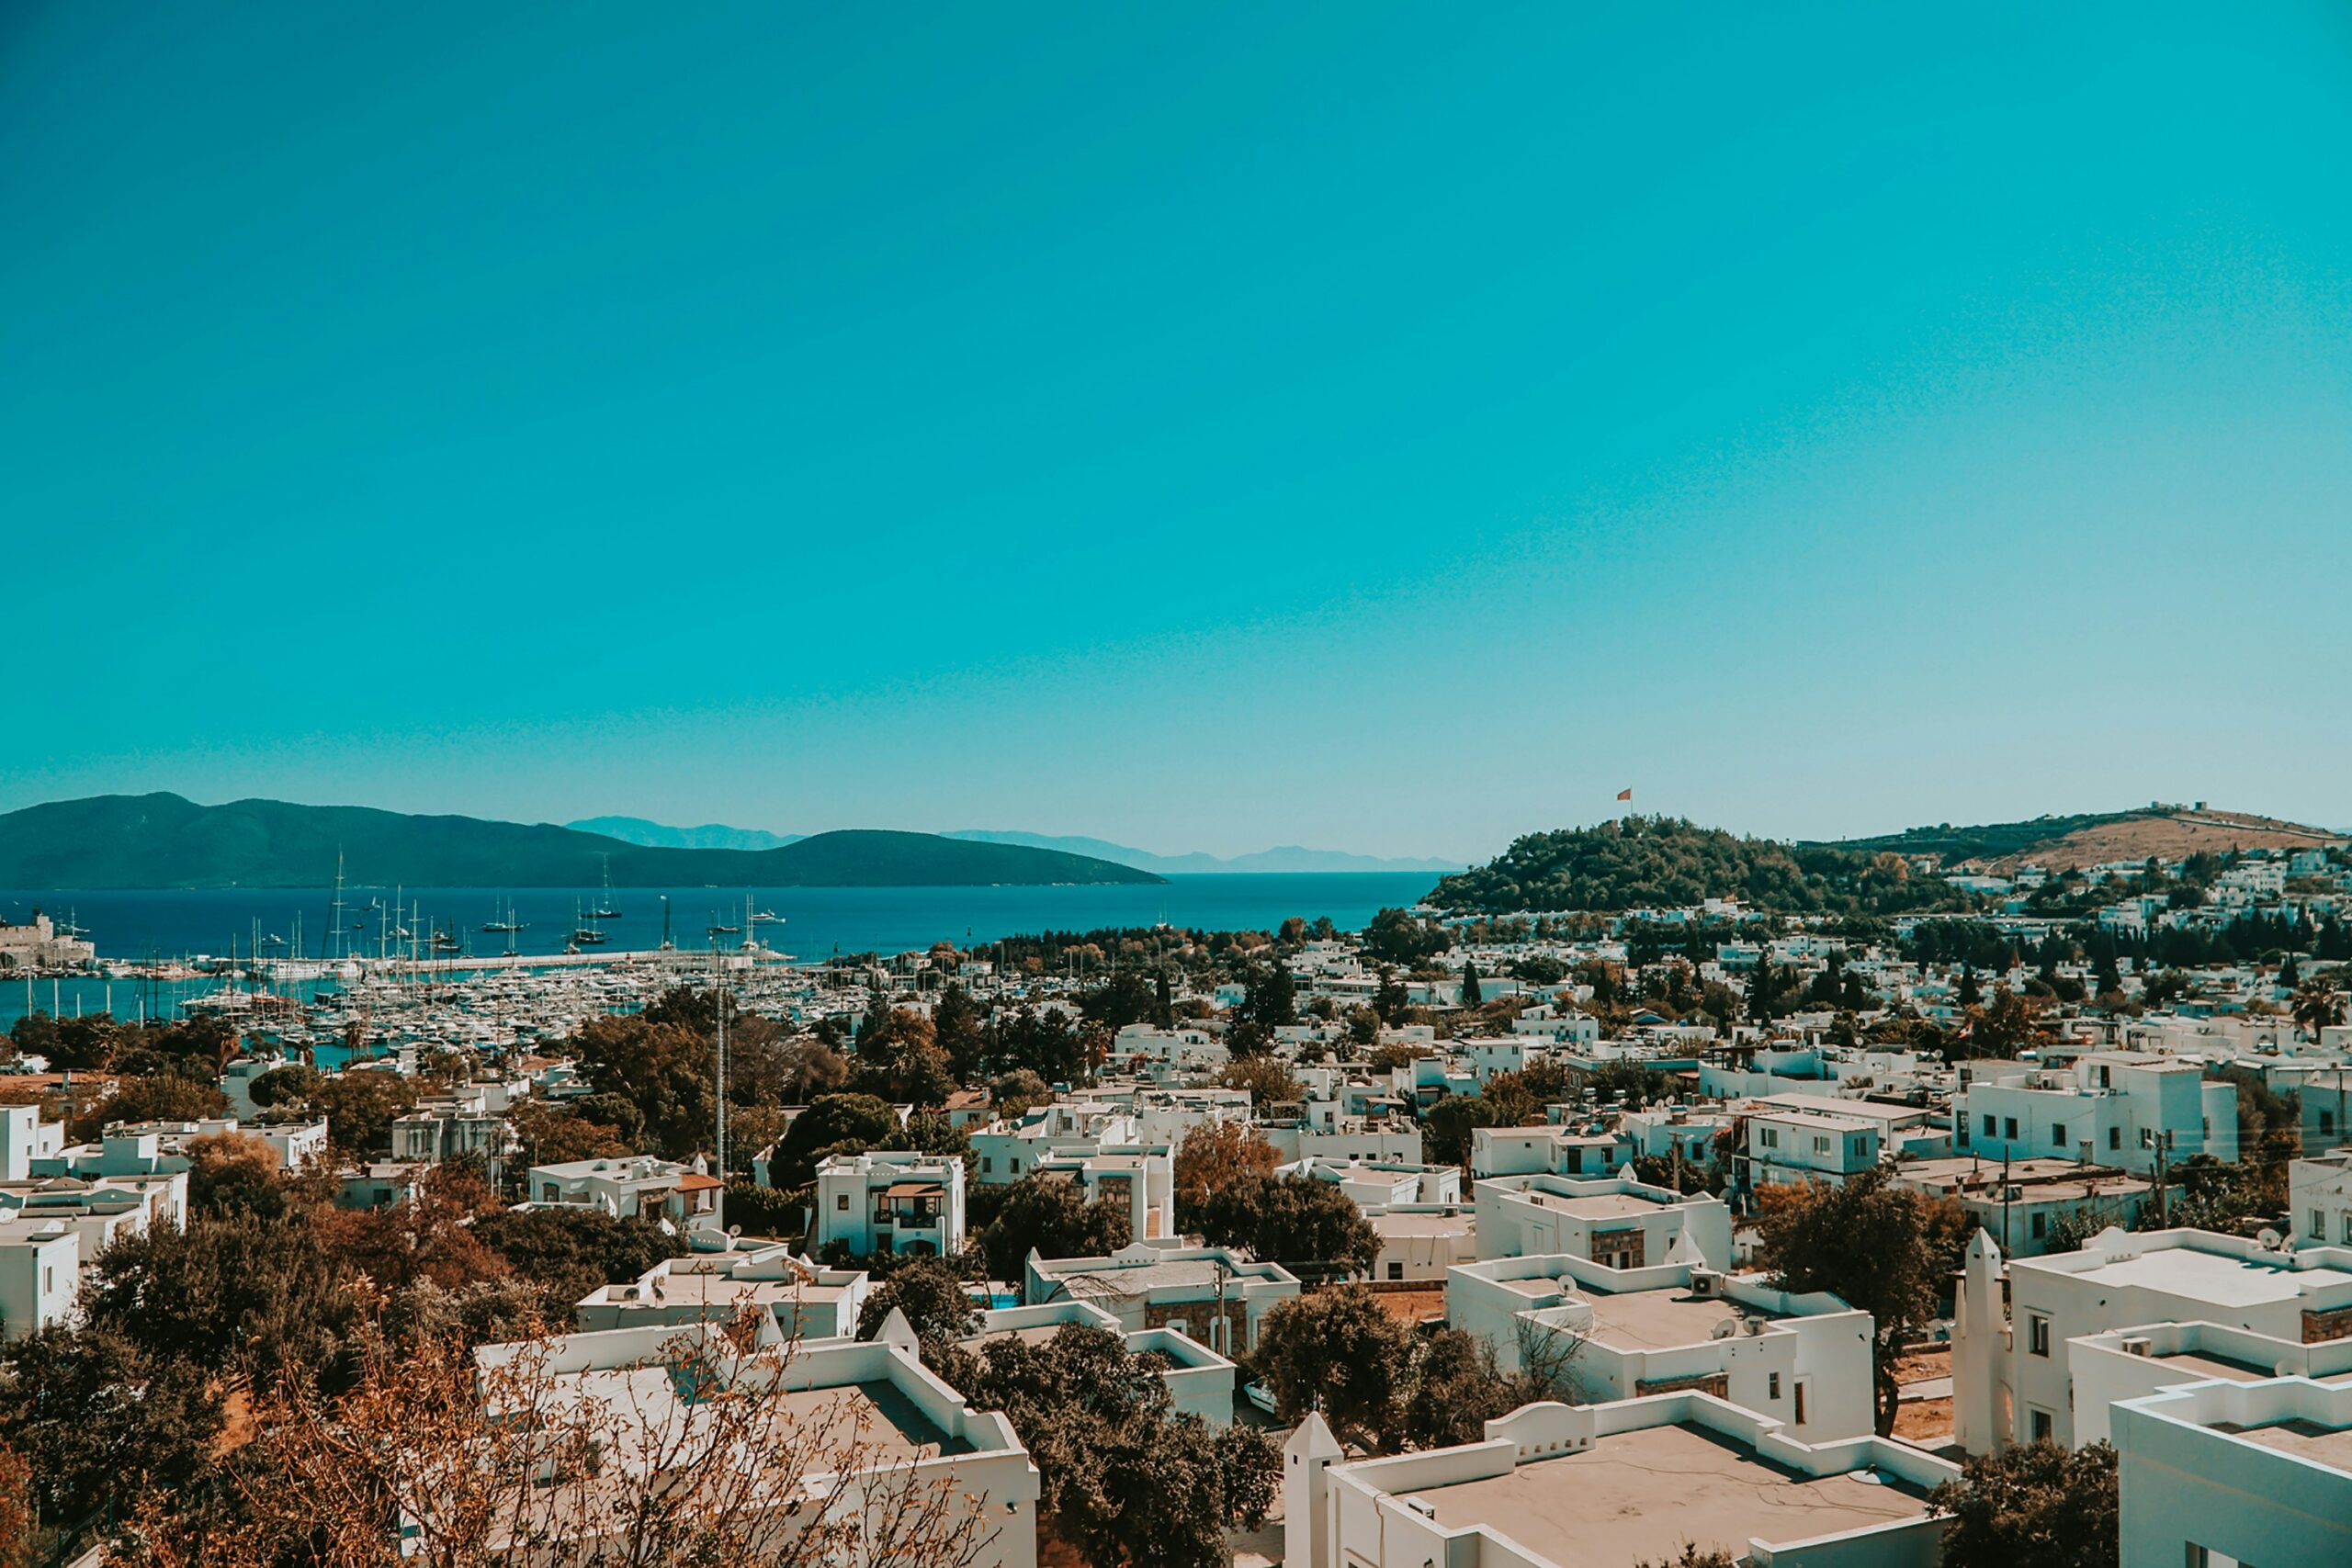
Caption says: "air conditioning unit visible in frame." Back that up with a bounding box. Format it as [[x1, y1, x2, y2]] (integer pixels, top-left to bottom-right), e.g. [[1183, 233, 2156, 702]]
[[1690, 1269, 1722, 1298], [2120, 1337, 2153, 1357]]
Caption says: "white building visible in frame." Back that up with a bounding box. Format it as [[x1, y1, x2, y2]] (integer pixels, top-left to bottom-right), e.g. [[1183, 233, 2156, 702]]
[[1473, 1172, 1733, 1269], [1953, 1225, 2352, 1453], [1471, 1122, 1629, 1179], [0, 1216, 76, 1339], [2290, 1150, 2352, 1251], [1741, 1107, 1880, 1190], [1032, 1147, 1171, 1243], [1894, 1155, 2154, 1257], [573, 1246, 870, 1339], [1953, 1052, 2239, 1175], [2112, 1374, 2352, 1568], [1283, 1389, 1959, 1568], [957, 1298, 1239, 1425], [469, 1311, 1039, 1567], [813, 1150, 967, 1258], [1024, 1243, 1298, 1358], [1446, 1250, 1875, 1440], [525, 1154, 726, 1234]]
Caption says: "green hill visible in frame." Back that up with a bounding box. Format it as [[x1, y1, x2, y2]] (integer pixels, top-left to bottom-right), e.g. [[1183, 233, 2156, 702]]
[[0, 795, 1162, 889], [1431, 816, 1969, 917]]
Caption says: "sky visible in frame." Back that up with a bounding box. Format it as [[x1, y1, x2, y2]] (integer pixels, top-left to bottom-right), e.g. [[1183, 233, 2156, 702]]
[[4, 3, 2349, 862]]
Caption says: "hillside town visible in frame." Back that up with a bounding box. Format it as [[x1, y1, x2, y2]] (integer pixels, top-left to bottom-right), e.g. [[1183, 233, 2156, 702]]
[[0, 831, 2346, 1566]]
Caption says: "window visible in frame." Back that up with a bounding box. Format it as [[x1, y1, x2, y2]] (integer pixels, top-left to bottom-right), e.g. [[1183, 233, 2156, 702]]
[[2030, 1407, 2053, 1442], [1814, 1136, 1829, 1155], [1769, 1372, 1781, 1400], [2029, 1315, 2051, 1356], [1793, 1381, 1808, 1425], [1984, 1112, 1997, 1137], [2109, 1126, 2121, 1150], [2344, 1213, 2352, 1246], [2031, 1211, 2048, 1239], [2324, 1110, 2338, 1136], [1386, 1262, 1404, 1280], [981, 1156, 992, 1173], [2052, 1122, 2067, 1147], [836, 1193, 850, 1211], [2316, 1209, 2329, 1240], [2005, 1118, 2019, 1140]]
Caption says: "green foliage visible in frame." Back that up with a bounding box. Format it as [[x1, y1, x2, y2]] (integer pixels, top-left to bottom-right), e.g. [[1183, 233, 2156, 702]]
[[82, 1213, 373, 1394], [976, 1176, 1132, 1281], [1755, 1168, 1969, 1434], [952, 1324, 1276, 1568], [66, 1072, 229, 1141], [300, 1069, 419, 1156], [1190, 1172, 1377, 1280], [1362, 908, 1452, 965], [722, 1179, 802, 1240], [855, 1257, 978, 1348], [1436, 816, 1969, 916], [0, 1325, 222, 1529], [1250, 1286, 1414, 1450], [1929, 1440, 2119, 1568], [1399, 1327, 1521, 1450], [469, 1206, 684, 1319], [765, 1092, 900, 1189]]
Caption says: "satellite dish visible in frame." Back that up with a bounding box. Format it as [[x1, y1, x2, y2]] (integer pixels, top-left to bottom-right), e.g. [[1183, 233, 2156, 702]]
[[1710, 1318, 1739, 1340], [2257, 1228, 2283, 1251]]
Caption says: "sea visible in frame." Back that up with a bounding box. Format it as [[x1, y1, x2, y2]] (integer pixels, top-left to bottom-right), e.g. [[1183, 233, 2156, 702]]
[[0, 874, 1442, 1029]]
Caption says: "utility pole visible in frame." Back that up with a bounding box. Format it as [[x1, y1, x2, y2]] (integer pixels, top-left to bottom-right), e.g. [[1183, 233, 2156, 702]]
[[713, 940, 729, 1179], [2154, 1130, 2172, 1227]]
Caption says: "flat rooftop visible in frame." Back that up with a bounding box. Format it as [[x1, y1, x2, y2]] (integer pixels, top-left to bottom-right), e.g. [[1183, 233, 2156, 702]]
[[1039, 1255, 1277, 1296], [1372, 1211, 1474, 1237], [1581, 1286, 1759, 1350], [1396, 1423, 1929, 1566], [2057, 1247, 2352, 1307], [2224, 1416, 2352, 1476], [1517, 1191, 1669, 1222]]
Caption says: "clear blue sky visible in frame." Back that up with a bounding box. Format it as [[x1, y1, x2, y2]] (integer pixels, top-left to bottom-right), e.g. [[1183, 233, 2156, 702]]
[[4, 3, 2348, 860]]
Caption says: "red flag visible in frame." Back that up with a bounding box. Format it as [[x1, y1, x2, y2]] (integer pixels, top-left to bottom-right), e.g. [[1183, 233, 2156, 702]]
[[1616, 788, 1633, 801]]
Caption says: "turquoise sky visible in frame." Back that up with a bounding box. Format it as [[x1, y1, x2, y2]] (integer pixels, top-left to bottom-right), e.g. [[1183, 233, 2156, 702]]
[[4, 3, 2348, 859]]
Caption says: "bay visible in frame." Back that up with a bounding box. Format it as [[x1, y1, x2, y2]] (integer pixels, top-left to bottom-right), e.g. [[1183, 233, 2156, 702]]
[[0, 873, 1440, 1029]]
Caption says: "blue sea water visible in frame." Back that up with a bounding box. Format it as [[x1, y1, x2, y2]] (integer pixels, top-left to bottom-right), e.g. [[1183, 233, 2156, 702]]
[[0, 874, 1441, 1029]]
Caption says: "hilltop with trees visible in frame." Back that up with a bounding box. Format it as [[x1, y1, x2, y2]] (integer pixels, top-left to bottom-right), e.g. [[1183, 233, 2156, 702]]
[[1433, 816, 1966, 917]]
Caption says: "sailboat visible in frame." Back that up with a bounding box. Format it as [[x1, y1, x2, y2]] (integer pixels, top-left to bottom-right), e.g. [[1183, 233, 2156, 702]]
[[570, 898, 610, 947], [481, 897, 526, 934], [705, 906, 741, 937], [592, 854, 623, 920]]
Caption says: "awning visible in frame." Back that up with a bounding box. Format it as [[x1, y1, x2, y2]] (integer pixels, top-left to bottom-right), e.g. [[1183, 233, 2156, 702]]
[[880, 1181, 944, 1198]]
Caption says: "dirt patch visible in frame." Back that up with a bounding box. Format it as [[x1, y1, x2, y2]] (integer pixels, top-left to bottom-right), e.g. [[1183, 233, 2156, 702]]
[[1375, 1288, 1447, 1326], [1893, 1346, 1951, 1384], [1894, 1394, 1953, 1442]]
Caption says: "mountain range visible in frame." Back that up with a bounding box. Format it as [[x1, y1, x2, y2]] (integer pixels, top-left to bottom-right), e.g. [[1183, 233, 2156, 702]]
[[0, 795, 1159, 889], [576, 818, 1462, 874]]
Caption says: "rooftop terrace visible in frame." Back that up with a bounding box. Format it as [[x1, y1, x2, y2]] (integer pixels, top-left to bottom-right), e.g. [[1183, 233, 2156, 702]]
[[1396, 1424, 1929, 1567]]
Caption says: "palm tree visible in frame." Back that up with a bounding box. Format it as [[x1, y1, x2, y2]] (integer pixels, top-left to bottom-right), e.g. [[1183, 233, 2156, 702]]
[[2293, 976, 2346, 1045]]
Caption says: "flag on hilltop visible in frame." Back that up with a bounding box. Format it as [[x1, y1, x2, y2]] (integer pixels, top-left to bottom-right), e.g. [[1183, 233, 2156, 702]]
[[1616, 788, 1633, 801]]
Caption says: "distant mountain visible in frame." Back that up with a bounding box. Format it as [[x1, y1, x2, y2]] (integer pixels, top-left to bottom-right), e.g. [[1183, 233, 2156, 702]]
[[567, 816, 803, 852], [944, 830, 1464, 875], [0, 795, 1161, 888]]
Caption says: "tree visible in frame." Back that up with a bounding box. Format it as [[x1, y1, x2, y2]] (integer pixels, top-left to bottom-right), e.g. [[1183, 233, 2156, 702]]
[[766, 1093, 900, 1189], [84, 1213, 374, 1393], [507, 1098, 633, 1174], [185, 1131, 300, 1218], [1170, 1121, 1279, 1222], [1217, 1053, 1302, 1108], [1929, 1440, 2118, 1568], [66, 1072, 228, 1142], [1193, 1173, 1376, 1280], [303, 1070, 419, 1156], [976, 1177, 1131, 1281], [2293, 976, 2346, 1046], [117, 1317, 994, 1568], [1754, 1168, 1964, 1434], [1398, 1327, 1519, 1450], [1250, 1286, 1412, 1450], [954, 1325, 1275, 1568], [0, 1325, 222, 1533], [856, 1258, 978, 1351], [1459, 960, 1483, 1008], [469, 1206, 684, 1320], [1362, 908, 1449, 967], [247, 1062, 323, 1109]]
